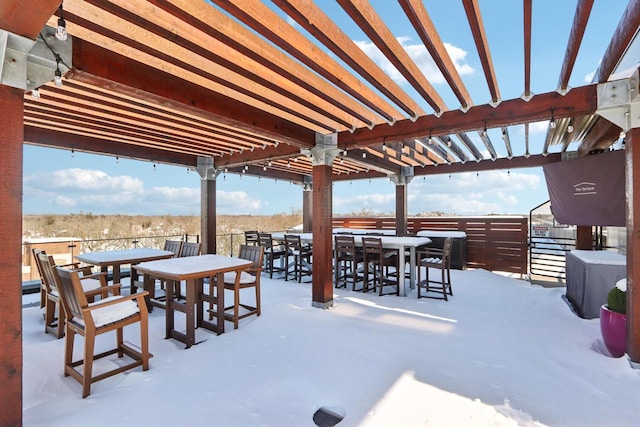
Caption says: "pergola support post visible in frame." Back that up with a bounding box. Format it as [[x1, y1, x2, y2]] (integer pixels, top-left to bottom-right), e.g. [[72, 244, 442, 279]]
[[304, 134, 341, 308], [196, 157, 219, 254], [302, 176, 313, 233], [389, 167, 414, 236], [0, 84, 24, 427], [575, 226, 593, 250], [596, 69, 640, 366], [626, 127, 640, 366]]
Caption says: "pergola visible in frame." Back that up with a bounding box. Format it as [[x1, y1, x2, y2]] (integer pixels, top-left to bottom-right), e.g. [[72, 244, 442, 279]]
[[1, 1, 640, 425]]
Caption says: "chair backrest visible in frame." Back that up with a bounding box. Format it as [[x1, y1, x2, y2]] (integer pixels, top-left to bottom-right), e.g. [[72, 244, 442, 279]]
[[164, 240, 183, 257], [244, 230, 259, 246], [258, 232, 274, 248], [442, 237, 453, 266], [238, 244, 265, 271], [36, 252, 59, 294], [53, 266, 89, 323], [32, 248, 46, 280], [284, 234, 302, 251], [179, 241, 201, 257], [362, 237, 384, 262], [335, 235, 356, 256]]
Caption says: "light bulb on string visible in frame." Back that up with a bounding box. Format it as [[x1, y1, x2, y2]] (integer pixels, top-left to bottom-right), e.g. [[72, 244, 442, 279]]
[[55, 3, 68, 41]]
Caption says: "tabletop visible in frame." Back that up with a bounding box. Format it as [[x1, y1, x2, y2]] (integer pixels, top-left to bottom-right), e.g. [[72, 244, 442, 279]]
[[135, 254, 252, 280], [76, 248, 176, 265]]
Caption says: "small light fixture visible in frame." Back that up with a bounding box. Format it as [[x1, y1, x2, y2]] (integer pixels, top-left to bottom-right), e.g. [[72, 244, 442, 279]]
[[54, 63, 63, 87], [481, 121, 487, 137], [268, 161, 272, 167], [362, 151, 366, 158], [382, 142, 387, 152], [31, 88, 40, 99], [263, 165, 267, 171], [550, 109, 556, 129], [567, 119, 574, 133], [56, 3, 68, 41], [445, 137, 451, 147]]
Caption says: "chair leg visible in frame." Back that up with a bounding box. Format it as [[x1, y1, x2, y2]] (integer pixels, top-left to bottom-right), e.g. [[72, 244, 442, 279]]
[[64, 326, 75, 378], [234, 286, 240, 329], [255, 283, 261, 316], [140, 316, 149, 371], [82, 332, 95, 398]]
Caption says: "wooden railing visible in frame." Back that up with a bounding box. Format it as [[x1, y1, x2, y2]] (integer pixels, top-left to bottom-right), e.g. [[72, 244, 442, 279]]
[[333, 216, 529, 275]]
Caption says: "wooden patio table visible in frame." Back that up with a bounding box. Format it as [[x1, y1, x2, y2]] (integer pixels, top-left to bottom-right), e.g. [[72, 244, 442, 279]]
[[75, 248, 175, 286], [135, 254, 252, 349], [272, 232, 431, 296]]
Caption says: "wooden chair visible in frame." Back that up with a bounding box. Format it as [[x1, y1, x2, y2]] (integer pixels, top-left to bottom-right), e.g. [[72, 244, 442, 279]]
[[417, 237, 453, 300], [244, 230, 259, 246], [34, 251, 108, 339], [138, 239, 183, 301], [179, 241, 201, 257], [258, 233, 287, 278], [164, 239, 183, 257], [284, 234, 312, 283], [54, 266, 150, 398], [213, 244, 264, 329], [361, 237, 400, 296], [334, 235, 364, 290]]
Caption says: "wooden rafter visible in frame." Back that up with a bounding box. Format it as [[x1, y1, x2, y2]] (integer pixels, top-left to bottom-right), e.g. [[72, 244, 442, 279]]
[[398, 0, 473, 110], [558, 0, 595, 91], [594, 0, 640, 83], [272, 0, 424, 120], [337, 0, 447, 114], [523, 0, 532, 98], [462, 0, 501, 104], [210, 0, 404, 124]]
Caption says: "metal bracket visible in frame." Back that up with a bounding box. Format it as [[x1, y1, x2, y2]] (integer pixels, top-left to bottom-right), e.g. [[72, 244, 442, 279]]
[[301, 133, 342, 167], [388, 166, 414, 185], [596, 68, 640, 131], [196, 156, 219, 180], [0, 26, 72, 91]]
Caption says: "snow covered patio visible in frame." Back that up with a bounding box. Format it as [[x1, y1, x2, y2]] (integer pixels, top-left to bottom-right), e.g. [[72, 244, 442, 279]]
[[22, 268, 640, 427]]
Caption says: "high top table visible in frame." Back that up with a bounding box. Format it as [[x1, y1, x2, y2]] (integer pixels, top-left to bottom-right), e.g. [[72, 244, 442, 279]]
[[565, 250, 626, 319], [272, 233, 431, 296], [75, 248, 176, 285], [135, 254, 252, 348]]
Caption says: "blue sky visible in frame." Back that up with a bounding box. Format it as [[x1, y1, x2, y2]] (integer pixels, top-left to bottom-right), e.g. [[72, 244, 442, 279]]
[[22, 1, 629, 216]]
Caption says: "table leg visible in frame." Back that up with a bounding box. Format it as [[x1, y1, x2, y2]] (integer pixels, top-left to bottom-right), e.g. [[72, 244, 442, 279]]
[[216, 272, 225, 334], [165, 280, 175, 340], [185, 279, 196, 348], [112, 264, 121, 284], [142, 273, 153, 312], [408, 246, 417, 291]]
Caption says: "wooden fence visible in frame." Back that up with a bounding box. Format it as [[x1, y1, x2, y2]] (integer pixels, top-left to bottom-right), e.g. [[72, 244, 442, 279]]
[[332, 216, 529, 275]]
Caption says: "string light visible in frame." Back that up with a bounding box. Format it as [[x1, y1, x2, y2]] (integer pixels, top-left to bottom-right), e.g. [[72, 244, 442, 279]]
[[550, 108, 556, 129], [481, 121, 487, 137], [70, 148, 74, 157], [55, 2, 68, 41], [31, 89, 40, 99], [116, 156, 119, 164], [567, 119, 574, 133], [362, 151, 366, 158], [382, 142, 387, 152]]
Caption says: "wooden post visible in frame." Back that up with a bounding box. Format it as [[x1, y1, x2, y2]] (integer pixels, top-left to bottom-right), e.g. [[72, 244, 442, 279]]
[[395, 183, 407, 236], [312, 164, 333, 308], [575, 226, 593, 250], [197, 157, 217, 254], [302, 178, 312, 233], [626, 128, 640, 364], [0, 84, 24, 427]]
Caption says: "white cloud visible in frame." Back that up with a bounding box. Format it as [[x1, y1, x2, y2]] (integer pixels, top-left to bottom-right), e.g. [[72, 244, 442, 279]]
[[334, 192, 396, 214], [354, 37, 473, 86], [584, 69, 596, 83], [529, 120, 551, 134], [23, 168, 265, 215]]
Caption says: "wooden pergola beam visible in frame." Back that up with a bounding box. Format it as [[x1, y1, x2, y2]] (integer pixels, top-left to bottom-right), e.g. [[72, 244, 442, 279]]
[[70, 39, 316, 148], [558, 0, 595, 91], [341, 85, 598, 147]]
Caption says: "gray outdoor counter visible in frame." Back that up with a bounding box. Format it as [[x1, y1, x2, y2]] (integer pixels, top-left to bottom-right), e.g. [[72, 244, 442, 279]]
[[416, 230, 467, 270], [565, 250, 626, 319]]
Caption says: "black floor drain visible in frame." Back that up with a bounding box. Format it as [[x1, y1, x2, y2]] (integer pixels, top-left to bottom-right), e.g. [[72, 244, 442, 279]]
[[313, 407, 344, 427]]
